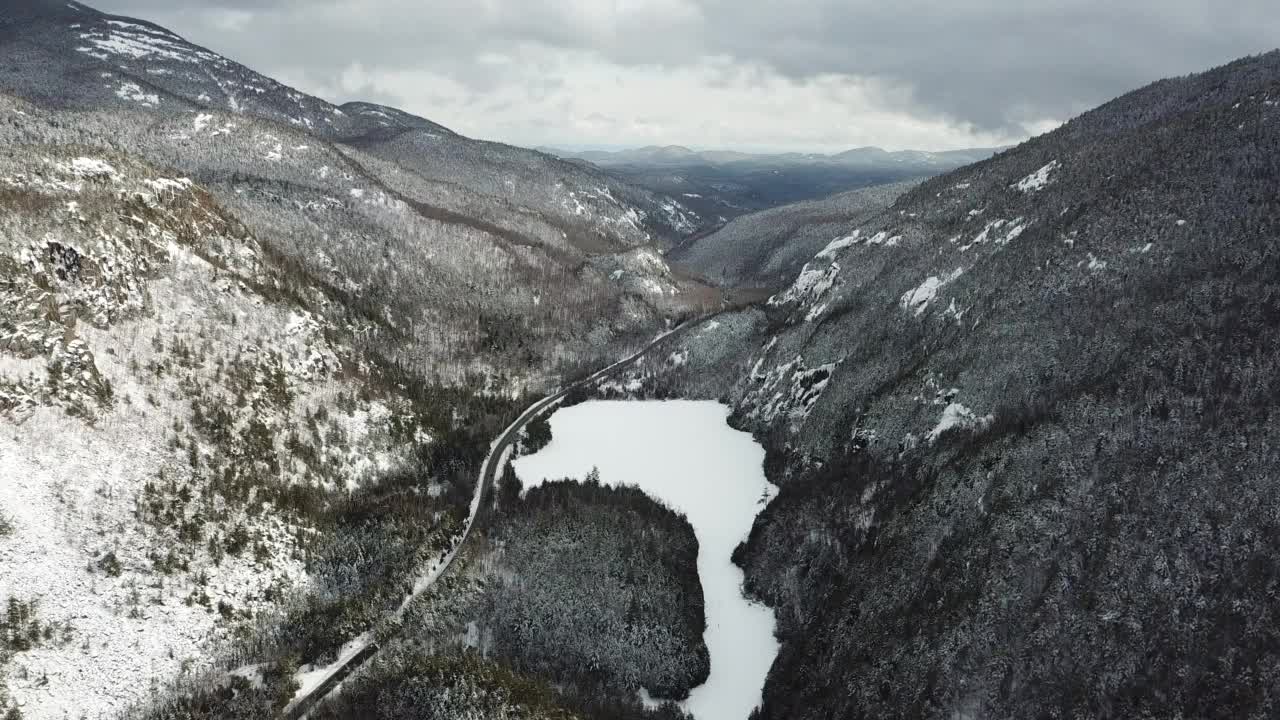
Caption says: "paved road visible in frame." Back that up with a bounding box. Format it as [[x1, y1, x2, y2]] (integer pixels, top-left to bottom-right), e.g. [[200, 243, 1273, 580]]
[[283, 316, 714, 719]]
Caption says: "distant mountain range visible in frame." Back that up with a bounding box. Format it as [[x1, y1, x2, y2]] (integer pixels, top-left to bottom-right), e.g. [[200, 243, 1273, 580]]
[[540, 144, 1004, 169], [538, 143, 1005, 226]]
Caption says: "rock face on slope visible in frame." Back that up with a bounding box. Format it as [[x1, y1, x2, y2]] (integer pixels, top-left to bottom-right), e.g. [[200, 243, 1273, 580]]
[[612, 50, 1280, 719], [668, 181, 917, 290]]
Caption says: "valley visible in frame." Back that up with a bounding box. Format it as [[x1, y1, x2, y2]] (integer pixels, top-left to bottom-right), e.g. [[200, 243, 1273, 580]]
[[539, 146, 1002, 230], [0, 1, 1277, 719]]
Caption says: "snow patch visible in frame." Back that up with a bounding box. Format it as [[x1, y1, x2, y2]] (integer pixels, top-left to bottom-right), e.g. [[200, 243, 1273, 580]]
[[928, 402, 993, 443], [286, 632, 374, 712], [143, 177, 193, 195], [55, 157, 118, 181], [78, 24, 217, 65], [229, 664, 267, 690], [660, 199, 697, 234], [115, 82, 160, 107], [770, 261, 840, 309], [1012, 160, 1060, 192], [1080, 253, 1108, 271], [900, 268, 964, 316], [745, 356, 838, 430]]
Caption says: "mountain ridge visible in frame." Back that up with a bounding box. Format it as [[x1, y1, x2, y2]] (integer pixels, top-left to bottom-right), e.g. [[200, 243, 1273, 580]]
[[0, 0, 702, 245], [537, 143, 1006, 231], [600, 47, 1280, 720], [541, 143, 1007, 169]]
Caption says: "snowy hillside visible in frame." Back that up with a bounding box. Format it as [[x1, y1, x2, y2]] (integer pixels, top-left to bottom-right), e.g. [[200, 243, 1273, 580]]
[[0, 1, 719, 400], [0, 1, 724, 713], [588, 50, 1280, 720], [0, 3, 726, 715], [0, 97, 715, 394], [0, 115, 469, 718]]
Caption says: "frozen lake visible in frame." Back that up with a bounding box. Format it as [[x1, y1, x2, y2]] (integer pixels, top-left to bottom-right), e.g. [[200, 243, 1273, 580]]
[[513, 400, 779, 720]]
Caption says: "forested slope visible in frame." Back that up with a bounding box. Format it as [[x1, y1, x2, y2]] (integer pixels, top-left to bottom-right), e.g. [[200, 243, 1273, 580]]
[[0, 93, 530, 718], [309, 476, 707, 720], [669, 181, 917, 290], [603, 50, 1280, 719]]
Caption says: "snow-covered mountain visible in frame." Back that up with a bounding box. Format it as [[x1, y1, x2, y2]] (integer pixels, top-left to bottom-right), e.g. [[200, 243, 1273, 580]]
[[0, 0, 700, 252], [0, 2, 718, 717], [0, 0, 716, 391], [595, 50, 1280, 720], [2, 81, 660, 718]]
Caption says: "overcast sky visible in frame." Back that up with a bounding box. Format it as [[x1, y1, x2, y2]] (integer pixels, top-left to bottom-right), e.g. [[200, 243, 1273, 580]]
[[98, 0, 1279, 153]]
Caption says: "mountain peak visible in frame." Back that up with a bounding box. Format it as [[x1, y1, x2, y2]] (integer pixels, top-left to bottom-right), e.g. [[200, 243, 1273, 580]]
[[832, 146, 891, 158], [636, 145, 698, 157]]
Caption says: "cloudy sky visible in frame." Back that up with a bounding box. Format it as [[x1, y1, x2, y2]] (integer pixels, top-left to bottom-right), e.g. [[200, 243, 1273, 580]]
[[99, 0, 1279, 153]]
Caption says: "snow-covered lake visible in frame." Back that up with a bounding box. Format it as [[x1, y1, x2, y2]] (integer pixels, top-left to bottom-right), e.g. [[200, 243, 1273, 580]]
[[513, 400, 779, 720]]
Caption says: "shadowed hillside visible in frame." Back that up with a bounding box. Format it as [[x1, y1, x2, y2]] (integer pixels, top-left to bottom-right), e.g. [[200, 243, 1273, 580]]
[[594, 50, 1280, 720]]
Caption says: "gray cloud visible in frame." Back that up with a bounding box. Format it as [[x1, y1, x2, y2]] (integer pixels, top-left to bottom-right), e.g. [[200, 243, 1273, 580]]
[[97, 0, 1280, 149], [696, 0, 1280, 130]]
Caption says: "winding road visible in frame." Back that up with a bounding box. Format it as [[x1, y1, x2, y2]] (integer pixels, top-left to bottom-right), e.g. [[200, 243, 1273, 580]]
[[284, 316, 713, 719]]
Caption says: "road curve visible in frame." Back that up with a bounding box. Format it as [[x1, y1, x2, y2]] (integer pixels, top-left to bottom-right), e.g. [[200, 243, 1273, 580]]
[[284, 315, 714, 719]]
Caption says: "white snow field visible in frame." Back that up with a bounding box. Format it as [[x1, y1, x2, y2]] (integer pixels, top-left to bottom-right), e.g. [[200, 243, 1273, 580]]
[[514, 400, 779, 720]]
